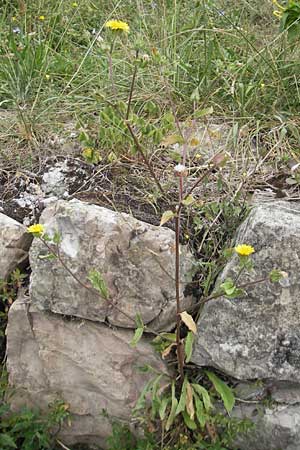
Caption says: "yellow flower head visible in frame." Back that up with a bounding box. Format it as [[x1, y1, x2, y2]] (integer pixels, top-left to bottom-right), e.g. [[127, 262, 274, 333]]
[[235, 244, 255, 257], [39, 15, 45, 21], [72, 2, 78, 7], [27, 224, 45, 236], [272, 0, 284, 19], [105, 19, 129, 33]]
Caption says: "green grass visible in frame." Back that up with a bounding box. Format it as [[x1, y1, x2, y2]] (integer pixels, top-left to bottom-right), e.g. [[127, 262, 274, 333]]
[[1, 1, 300, 449], [1, 0, 299, 148]]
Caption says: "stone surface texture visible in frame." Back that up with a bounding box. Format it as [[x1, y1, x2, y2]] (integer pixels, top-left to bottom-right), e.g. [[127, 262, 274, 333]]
[[192, 200, 300, 381], [6, 297, 168, 449], [233, 402, 300, 450], [29, 199, 194, 331], [0, 212, 32, 280]]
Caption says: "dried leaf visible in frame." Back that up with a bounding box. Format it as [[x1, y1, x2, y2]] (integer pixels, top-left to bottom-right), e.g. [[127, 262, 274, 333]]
[[180, 311, 197, 334], [189, 137, 200, 147], [162, 343, 177, 359], [160, 210, 175, 226], [186, 381, 195, 420]]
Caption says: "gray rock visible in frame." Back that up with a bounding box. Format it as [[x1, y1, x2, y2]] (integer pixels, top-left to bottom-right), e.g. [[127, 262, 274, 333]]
[[233, 403, 300, 450], [0, 213, 32, 280], [192, 201, 300, 381], [29, 199, 194, 331], [6, 297, 169, 449], [42, 162, 68, 197], [270, 382, 300, 405]]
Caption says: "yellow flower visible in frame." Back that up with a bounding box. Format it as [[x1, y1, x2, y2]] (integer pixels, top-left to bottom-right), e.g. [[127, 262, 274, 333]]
[[105, 19, 129, 33], [272, 0, 284, 18], [39, 15, 45, 21], [235, 244, 255, 257], [272, 0, 284, 10], [12, 16, 17, 22], [72, 2, 78, 6], [27, 224, 45, 236]]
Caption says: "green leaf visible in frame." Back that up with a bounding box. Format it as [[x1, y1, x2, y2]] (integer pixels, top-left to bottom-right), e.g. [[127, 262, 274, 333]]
[[130, 327, 144, 347], [175, 376, 188, 416], [0, 433, 17, 448], [194, 395, 206, 428], [220, 278, 236, 296], [159, 396, 170, 421], [38, 253, 57, 260], [134, 378, 155, 412], [269, 269, 284, 283], [193, 106, 214, 118], [160, 134, 185, 147], [160, 210, 175, 226], [182, 410, 197, 430], [53, 230, 62, 245], [165, 382, 178, 431], [88, 270, 109, 300], [206, 371, 235, 413], [182, 195, 195, 207], [192, 384, 212, 412], [135, 313, 144, 329], [184, 331, 194, 363]]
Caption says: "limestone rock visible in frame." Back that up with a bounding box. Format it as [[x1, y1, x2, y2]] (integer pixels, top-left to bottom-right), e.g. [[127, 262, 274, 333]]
[[6, 297, 168, 448], [29, 199, 194, 331], [233, 403, 300, 450], [192, 200, 300, 381], [0, 213, 32, 280]]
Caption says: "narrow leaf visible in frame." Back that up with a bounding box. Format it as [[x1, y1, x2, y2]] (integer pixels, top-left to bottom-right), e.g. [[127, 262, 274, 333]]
[[159, 396, 170, 421], [162, 343, 176, 359], [206, 371, 235, 413], [182, 195, 195, 207], [192, 384, 213, 411], [194, 395, 206, 428], [193, 106, 214, 118], [130, 327, 144, 347], [182, 410, 197, 430], [135, 313, 144, 329], [166, 382, 178, 431], [88, 270, 109, 300], [185, 331, 194, 363], [175, 376, 188, 416], [180, 311, 197, 334], [160, 210, 175, 226]]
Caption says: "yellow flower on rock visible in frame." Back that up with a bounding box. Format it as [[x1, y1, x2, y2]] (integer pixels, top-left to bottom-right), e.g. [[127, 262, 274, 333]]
[[27, 224, 45, 236], [235, 244, 255, 257], [105, 19, 129, 33]]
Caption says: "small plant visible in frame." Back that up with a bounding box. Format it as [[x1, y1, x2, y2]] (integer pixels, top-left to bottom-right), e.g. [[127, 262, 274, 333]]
[[273, 0, 300, 41], [0, 397, 70, 450]]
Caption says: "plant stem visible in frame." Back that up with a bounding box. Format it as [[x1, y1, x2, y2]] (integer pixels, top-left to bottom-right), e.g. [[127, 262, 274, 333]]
[[124, 53, 165, 195], [189, 276, 268, 311], [125, 121, 165, 194], [108, 38, 117, 100], [175, 176, 184, 380], [39, 238, 161, 336], [41, 239, 136, 326], [126, 50, 139, 120]]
